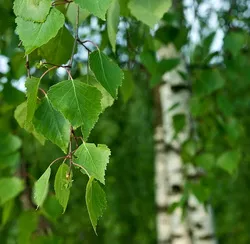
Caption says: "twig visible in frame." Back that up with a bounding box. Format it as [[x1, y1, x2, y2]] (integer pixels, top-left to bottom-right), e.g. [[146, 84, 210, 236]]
[[26, 55, 31, 78], [77, 38, 99, 51], [40, 66, 58, 80], [68, 5, 80, 79]]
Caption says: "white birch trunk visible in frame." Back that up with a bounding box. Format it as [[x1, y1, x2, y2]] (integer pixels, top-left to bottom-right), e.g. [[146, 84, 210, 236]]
[[155, 44, 216, 244]]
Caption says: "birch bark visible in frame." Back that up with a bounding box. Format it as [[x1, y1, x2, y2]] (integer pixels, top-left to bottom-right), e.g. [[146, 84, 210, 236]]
[[155, 44, 216, 244]]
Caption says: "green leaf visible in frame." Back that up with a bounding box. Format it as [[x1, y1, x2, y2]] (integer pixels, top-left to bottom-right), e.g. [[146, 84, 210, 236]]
[[217, 150, 241, 174], [1, 200, 14, 227], [118, 0, 130, 16], [33, 167, 51, 208], [172, 113, 186, 135], [89, 50, 124, 98], [190, 183, 211, 203], [0, 177, 24, 205], [15, 8, 65, 54], [195, 153, 215, 170], [40, 27, 74, 65], [74, 0, 112, 20], [128, 0, 172, 28], [13, 0, 51, 22], [120, 70, 135, 103], [54, 163, 72, 213], [0, 133, 22, 156], [14, 102, 46, 145], [66, 2, 89, 27], [25, 77, 40, 123], [33, 96, 70, 153], [195, 69, 225, 97], [82, 75, 114, 111], [86, 177, 107, 233], [47, 80, 102, 140], [74, 143, 111, 184], [107, 0, 120, 52], [224, 32, 245, 56], [0, 153, 20, 170]]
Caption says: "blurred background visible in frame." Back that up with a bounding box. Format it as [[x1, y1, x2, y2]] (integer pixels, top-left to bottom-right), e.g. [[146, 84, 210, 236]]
[[1, 0, 250, 243]]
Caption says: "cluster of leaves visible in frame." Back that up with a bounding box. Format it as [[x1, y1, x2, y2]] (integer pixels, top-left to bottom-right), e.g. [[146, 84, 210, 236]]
[[0, 0, 172, 236]]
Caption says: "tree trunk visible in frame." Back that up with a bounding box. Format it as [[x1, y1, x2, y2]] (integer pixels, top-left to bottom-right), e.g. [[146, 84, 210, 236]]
[[154, 44, 217, 244]]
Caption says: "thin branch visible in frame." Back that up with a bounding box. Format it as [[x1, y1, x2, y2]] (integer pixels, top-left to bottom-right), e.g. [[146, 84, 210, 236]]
[[42, 62, 71, 69], [40, 66, 58, 80], [68, 5, 80, 79], [26, 55, 31, 78], [65, 69, 73, 81], [77, 38, 99, 51]]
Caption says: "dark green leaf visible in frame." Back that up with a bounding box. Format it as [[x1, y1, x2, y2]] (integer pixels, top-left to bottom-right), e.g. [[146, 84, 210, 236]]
[[33, 96, 70, 153], [120, 70, 134, 103], [89, 50, 124, 98], [40, 27, 74, 65], [86, 177, 107, 233], [107, 0, 120, 52], [48, 79, 102, 140]]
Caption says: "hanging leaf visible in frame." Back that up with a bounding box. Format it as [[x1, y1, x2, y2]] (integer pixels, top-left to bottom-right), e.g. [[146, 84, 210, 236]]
[[81, 75, 114, 111], [25, 77, 40, 123], [74, 143, 111, 184], [48, 80, 102, 140], [0, 177, 24, 205], [14, 102, 46, 145], [33, 95, 70, 153], [40, 27, 74, 65], [54, 163, 72, 213], [120, 70, 135, 103], [15, 8, 65, 54], [33, 167, 51, 208], [13, 0, 51, 22], [107, 0, 120, 52], [217, 150, 241, 175], [85, 177, 107, 233], [128, 0, 172, 28], [89, 50, 124, 98], [0, 133, 22, 156], [66, 2, 89, 27], [74, 0, 112, 20]]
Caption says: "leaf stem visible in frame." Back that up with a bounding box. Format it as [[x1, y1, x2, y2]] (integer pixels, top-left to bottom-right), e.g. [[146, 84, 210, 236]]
[[39, 88, 47, 96], [49, 156, 67, 168], [40, 66, 58, 80], [72, 162, 90, 177]]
